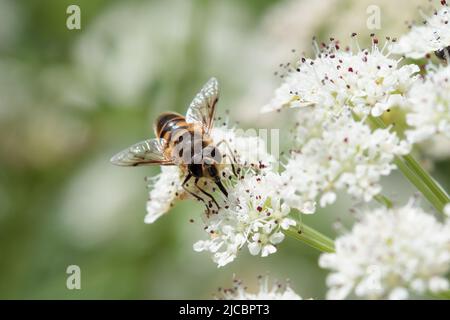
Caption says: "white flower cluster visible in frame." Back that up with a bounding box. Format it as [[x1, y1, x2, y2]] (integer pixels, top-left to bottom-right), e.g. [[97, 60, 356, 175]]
[[279, 112, 410, 212], [144, 166, 184, 224], [263, 40, 415, 210], [263, 41, 419, 117], [319, 201, 450, 300], [391, 4, 450, 59], [216, 275, 302, 300], [143, 125, 295, 267], [194, 172, 296, 267], [405, 65, 450, 159]]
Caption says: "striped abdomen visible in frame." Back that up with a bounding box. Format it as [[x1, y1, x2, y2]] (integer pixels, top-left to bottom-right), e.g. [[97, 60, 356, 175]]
[[154, 112, 189, 142]]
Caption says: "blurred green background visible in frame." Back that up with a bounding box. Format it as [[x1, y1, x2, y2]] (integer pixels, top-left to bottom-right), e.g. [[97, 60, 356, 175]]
[[0, 0, 448, 299]]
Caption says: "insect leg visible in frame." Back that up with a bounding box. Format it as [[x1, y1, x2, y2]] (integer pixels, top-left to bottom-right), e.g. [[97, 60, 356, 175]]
[[216, 139, 238, 177], [182, 173, 207, 205], [214, 178, 228, 198], [194, 177, 220, 210]]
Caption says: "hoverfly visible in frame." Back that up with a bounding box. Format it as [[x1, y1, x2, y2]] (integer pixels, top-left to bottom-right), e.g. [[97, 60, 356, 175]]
[[110, 78, 236, 212]]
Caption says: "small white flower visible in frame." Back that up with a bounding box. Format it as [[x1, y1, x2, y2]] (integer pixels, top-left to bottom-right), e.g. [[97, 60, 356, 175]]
[[280, 113, 409, 211], [320, 192, 337, 208], [216, 275, 303, 300], [404, 65, 450, 159], [144, 166, 184, 224], [319, 201, 450, 300], [263, 39, 419, 118], [391, 5, 450, 59], [445, 203, 450, 217]]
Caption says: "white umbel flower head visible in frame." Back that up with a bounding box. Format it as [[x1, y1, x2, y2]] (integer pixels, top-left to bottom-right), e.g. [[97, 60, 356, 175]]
[[143, 124, 276, 225], [216, 275, 302, 300], [280, 112, 410, 212], [319, 201, 450, 300], [391, 4, 450, 59], [263, 38, 419, 117], [143, 123, 291, 267], [144, 166, 184, 224], [193, 172, 296, 267], [404, 64, 450, 159]]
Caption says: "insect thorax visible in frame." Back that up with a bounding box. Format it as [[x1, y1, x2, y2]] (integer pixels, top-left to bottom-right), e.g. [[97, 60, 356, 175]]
[[166, 126, 221, 166]]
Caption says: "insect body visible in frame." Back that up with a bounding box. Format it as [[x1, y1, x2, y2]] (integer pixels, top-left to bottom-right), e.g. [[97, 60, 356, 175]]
[[110, 78, 231, 211]]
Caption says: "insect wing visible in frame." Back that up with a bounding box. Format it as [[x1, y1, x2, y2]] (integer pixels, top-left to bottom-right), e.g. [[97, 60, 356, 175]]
[[110, 138, 172, 166], [185, 77, 219, 133]]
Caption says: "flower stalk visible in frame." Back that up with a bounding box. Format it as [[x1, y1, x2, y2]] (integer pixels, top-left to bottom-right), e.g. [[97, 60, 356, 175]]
[[393, 156, 444, 211], [368, 115, 449, 214], [374, 194, 393, 208], [285, 225, 335, 253], [403, 153, 450, 205]]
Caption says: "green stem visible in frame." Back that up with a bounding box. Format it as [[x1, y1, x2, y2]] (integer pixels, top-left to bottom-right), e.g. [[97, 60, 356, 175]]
[[374, 194, 393, 208], [368, 115, 449, 214], [403, 154, 450, 205], [285, 225, 335, 253], [300, 223, 335, 248], [393, 156, 444, 213]]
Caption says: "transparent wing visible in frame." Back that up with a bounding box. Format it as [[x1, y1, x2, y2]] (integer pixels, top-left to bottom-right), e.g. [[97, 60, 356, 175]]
[[185, 77, 219, 133], [110, 138, 173, 167]]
